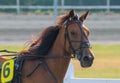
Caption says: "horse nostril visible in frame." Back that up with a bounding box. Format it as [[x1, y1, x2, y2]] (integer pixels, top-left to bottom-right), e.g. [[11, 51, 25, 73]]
[[83, 56, 89, 61]]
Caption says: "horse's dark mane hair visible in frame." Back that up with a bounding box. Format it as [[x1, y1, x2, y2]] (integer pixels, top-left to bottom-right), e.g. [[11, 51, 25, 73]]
[[29, 26, 59, 56], [27, 10, 76, 56]]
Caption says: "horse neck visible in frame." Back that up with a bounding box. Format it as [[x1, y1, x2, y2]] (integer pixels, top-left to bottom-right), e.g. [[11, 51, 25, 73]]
[[47, 28, 71, 83]]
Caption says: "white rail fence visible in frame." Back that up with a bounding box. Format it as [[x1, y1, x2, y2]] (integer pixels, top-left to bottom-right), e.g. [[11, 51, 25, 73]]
[[0, 0, 120, 19], [64, 63, 120, 83], [0, 0, 120, 15]]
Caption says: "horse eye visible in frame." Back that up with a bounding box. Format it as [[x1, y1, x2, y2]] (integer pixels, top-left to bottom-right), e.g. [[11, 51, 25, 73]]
[[71, 31, 76, 35]]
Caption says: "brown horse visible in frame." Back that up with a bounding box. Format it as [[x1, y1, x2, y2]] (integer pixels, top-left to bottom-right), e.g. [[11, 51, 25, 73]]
[[0, 10, 94, 83]]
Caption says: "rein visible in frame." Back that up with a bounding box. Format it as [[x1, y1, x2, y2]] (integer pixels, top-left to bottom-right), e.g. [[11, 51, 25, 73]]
[[0, 50, 17, 53], [0, 50, 74, 83], [21, 54, 74, 60], [0, 50, 18, 56], [20, 53, 74, 83]]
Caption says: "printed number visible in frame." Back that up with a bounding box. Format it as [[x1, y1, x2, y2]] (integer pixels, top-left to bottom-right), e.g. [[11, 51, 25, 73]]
[[1, 60, 14, 83], [3, 62, 10, 78]]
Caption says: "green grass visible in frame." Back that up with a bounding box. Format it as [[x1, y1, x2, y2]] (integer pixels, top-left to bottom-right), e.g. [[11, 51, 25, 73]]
[[0, 45, 23, 52], [75, 68, 120, 78], [0, 45, 28, 57], [0, 45, 25, 58], [0, 44, 120, 79], [92, 44, 120, 57], [73, 44, 120, 79]]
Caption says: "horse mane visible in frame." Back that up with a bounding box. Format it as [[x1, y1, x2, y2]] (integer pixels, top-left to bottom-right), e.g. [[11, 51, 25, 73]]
[[28, 26, 59, 56], [22, 11, 76, 56], [56, 13, 69, 25]]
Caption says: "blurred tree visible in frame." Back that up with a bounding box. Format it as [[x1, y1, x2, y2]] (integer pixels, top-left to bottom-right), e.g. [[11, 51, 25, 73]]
[[0, 0, 119, 6], [110, 0, 120, 5], [0, 0, 120, 13], [83, 0, 106, 5], [20, 0, 53, 6], [0, 0, 16, 5]]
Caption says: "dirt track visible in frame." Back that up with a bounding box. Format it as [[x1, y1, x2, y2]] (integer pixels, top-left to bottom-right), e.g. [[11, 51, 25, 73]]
[[0, 14, 120, 44]]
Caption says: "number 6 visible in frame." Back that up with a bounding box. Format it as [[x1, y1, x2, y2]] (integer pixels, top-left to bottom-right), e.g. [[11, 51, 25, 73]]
[[1, 60, 14, 83], [3, 62, 10, 78]]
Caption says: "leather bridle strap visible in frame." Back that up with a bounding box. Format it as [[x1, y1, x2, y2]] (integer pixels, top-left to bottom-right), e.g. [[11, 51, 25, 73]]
[[26, 59, 58, 83], [64, 16, 90, 58]]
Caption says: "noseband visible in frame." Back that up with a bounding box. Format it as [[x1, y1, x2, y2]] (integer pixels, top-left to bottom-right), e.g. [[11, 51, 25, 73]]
[[64, 15, 90, 58]]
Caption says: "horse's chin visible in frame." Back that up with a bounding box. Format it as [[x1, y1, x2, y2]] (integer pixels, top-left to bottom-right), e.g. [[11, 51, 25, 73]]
[[79, 60, 93, 68]]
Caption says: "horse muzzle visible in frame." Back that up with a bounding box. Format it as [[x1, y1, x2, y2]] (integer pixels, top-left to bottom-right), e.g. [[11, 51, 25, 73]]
[[75, 51, 94, 68], [80, 54, 94, 67]]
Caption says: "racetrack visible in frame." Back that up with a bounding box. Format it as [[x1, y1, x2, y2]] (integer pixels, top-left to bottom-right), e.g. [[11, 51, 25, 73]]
[[0, 14, 120, 45]]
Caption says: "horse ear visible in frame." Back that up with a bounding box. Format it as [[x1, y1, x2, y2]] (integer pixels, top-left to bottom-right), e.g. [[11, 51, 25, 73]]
[[79, 11, 89, 22], [69, 9, 75, 17]]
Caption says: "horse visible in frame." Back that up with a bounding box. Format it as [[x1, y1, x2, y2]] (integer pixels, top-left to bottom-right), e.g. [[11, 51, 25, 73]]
[[0, 10, 94, 83]]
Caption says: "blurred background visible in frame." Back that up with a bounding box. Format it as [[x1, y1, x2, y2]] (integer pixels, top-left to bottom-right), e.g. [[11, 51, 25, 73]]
[[0, 0, 120, 78], [0, 0, 119, 44]]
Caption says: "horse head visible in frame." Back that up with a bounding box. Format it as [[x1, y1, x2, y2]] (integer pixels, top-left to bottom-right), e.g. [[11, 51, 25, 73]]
[[57, 10, 94, 67]]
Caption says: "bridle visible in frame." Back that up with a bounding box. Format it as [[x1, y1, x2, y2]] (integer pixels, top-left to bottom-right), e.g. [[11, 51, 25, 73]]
[[64, 15, 91, 59]]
